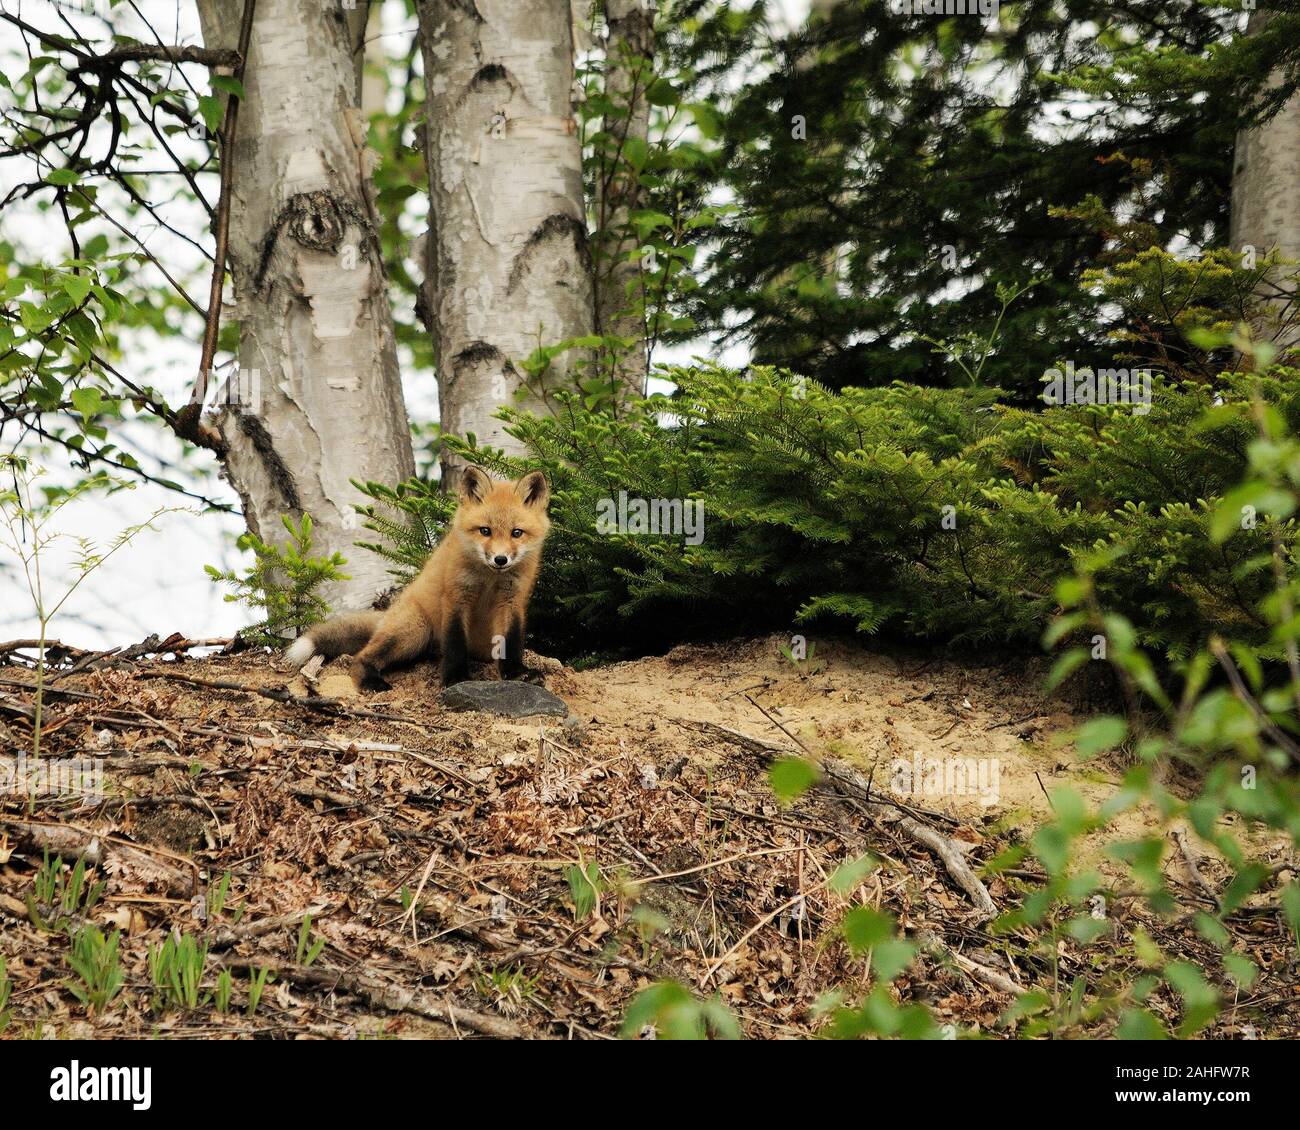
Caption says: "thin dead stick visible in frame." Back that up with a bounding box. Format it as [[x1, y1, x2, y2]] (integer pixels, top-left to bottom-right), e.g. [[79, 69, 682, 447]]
[[1033, 771, 1055, 811], [290, 784, 360, 808], [0, 639, 91, 658], [987, 712, 1040, 731], [701, 878, 831, 987], [630, 845, 803, 887], [796, 831, 807, 956], [101, 895, 192, 906], [0, 677, 97, 700], [744, 693, 813, 754], [1211, 640, 1300, 764], [400, 847, 441, 941], [399, 890, 516, 953], [395, 746, 479, 788], [176, 0, 256, 449], [208, 903, 334, 950]]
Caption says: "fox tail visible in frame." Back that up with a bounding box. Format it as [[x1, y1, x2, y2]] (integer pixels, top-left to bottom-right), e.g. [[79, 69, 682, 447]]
[[284, 611, 384, 668]]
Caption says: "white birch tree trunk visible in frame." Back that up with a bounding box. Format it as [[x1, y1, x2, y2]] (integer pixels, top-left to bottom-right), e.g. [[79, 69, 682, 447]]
[[417, 0, 594, 479], [1230, 11, 1300, 352], [196, 0, 415, 610]]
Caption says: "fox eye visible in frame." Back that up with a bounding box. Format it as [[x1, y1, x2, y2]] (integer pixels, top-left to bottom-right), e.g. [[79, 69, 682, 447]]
[[510, 528, 524, 538], [478, 526, 491, 536]]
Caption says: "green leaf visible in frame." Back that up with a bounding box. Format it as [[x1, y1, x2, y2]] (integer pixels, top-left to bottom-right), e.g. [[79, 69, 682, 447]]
[[1222, 953, 1257, 988], [768, 756, 818, 804], [1074, 715, 1126, 758], [842, 906, 894, 954], [1281, 882, 1300, 940], [70, 387, 103, 421], [620, 981, 739, 1040], [621, 136, 649, 170], [198, 95, 224, 134], [829, 854, 878, 895], [1053, 576, 1089, 607], [210, 75, 245, 99], [871, 939, 915, 982], [1116, 1008, 1167, 1040], [62, 275, 92, 305], [1164, 961, 1219, 1036], [1211, 481, 1293, 543], [687, 102, 722, 139]]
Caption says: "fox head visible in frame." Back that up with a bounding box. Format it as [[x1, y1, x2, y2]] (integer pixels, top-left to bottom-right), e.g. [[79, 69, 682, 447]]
[[452, 466, 551, 573]]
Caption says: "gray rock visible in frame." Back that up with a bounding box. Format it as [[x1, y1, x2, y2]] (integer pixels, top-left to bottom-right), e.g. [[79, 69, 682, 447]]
[[440, 680, 568, 718]]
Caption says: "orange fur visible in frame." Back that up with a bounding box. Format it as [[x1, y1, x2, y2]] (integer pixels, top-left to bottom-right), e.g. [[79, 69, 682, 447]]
[[288, 467, 550, 688]]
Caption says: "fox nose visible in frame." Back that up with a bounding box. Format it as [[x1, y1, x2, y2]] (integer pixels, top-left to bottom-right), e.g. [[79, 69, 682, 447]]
[[493, 554, 509, 568]]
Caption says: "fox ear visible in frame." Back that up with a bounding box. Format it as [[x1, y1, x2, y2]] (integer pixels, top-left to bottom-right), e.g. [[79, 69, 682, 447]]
[[514, 470, 550, 510], [458, 465, 490, 502]]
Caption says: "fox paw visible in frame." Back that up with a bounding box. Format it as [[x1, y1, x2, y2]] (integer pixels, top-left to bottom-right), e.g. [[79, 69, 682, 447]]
[[357, 667, 391, 693]]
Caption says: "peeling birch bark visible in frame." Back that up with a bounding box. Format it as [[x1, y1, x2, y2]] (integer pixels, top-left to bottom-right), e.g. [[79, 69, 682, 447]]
[[417, 0, 595, 479], [195, 0, 416, 611]]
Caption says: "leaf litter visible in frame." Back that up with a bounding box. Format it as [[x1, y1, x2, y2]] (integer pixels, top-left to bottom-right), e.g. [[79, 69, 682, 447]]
[[0, 634, 1295, 1038]]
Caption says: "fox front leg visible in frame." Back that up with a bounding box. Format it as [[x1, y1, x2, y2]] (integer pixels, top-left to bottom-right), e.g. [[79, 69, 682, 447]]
[[440, 614, 471, 686], [498, 615, 526, 681], [498, 615, 545, 683]]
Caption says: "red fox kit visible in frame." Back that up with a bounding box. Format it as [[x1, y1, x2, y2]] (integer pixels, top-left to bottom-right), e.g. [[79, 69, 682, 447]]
[[285, 467, 550, 688]]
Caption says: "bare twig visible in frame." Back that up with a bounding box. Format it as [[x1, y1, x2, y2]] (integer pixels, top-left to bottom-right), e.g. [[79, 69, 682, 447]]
[[175, 0, 257, 449], [1211, 638, 1300, 764]]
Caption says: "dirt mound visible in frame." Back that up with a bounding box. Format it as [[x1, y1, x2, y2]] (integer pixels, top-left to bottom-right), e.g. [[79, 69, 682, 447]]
[[0, 636, 1294, 1038]]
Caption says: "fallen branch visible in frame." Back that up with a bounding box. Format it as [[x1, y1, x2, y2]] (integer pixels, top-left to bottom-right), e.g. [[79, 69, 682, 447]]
[[217, 954, 547, 1039], [677, 716, 999, 921], [0, 817, 193, 894], [208, 903, 336, 950], [50, 631, 230, 682], [888, 812, 997, 919], [291, 783, 362, 809], [1171, 824, 1220, 908], [135, 669, 437, 727], [913, 929, 1022, 996], [0, 639, 90, 660], [0, 694, 37, 720], [0, 676, 98, 701]]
